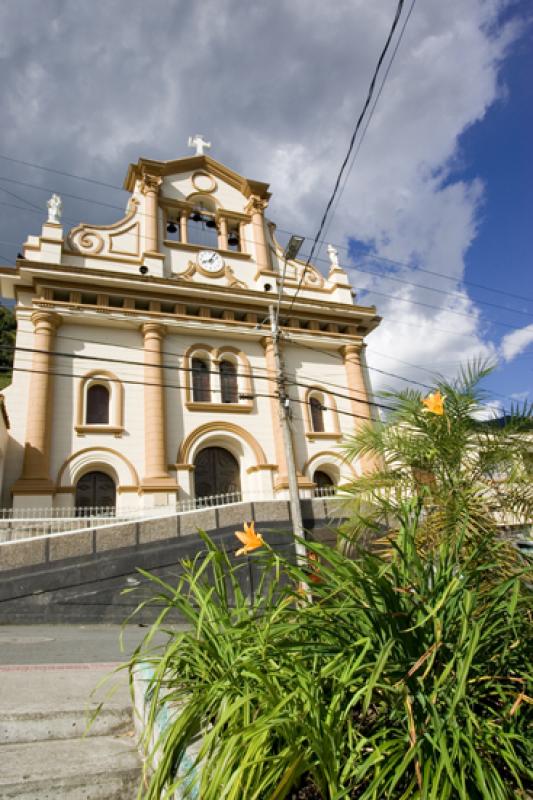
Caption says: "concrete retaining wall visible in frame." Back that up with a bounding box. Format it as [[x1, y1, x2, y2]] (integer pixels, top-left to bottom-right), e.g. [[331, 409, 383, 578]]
[[0, 499, 348, 624]]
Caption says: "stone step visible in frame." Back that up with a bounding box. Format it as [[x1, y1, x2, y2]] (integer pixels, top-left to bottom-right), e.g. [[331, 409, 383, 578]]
[[0, 664, 133, 744], [0, 735, 141, 799], [0, 702, 133, 744]]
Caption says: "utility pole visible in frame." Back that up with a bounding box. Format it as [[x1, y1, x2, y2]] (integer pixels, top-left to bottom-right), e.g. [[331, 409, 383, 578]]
[[269, 302, 308, 569]]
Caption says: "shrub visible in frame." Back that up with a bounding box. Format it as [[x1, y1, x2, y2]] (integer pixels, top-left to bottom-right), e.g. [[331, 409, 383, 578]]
[[127, 505, 532, 799]]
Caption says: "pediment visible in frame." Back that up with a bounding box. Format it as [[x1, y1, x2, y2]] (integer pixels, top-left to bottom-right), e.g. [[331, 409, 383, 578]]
[[124, 154, 270, 202]]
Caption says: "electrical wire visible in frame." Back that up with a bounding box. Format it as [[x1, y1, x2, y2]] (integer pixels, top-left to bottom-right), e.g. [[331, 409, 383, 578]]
[[0, 153, 125, 192], [1, 336, 511, 415], [51, 324, 519, 403], [0, 361, 382, 424], [1, 172, 531, 311], [0, 342, 397, 414], [318, 0, 417, 258], [0, 198, 528, 333], [287, 0, 408, 314], [287, 336, 516, 410]]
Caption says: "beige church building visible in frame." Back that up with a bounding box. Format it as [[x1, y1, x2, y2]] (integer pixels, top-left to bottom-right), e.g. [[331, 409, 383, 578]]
[[0, 141, 380, 512]]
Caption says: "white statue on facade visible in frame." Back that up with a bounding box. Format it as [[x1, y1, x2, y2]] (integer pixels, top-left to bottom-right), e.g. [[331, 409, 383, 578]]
[[327, 243, 339, 269], [47, 193, 63, 224], [188, 134, 212, 156]]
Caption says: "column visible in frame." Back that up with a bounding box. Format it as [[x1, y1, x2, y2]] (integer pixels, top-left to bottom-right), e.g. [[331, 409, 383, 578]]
[[141, 323, 176, 488], [141, 174, 162, 253], [217, 216, 228, 250], [342, 343, 377, 473], [239, 221, 247, 254], [179, 209, 188, 244], [17, 311, 62, 488], [246, 196, 270, 273]]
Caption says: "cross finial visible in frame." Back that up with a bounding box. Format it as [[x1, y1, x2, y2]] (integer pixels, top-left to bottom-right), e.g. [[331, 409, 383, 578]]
[[188, 134, 211, 156]]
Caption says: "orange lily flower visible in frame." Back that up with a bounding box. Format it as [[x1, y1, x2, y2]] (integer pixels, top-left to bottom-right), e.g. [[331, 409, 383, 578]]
[[422, 390, 445, 415], [308, 551, 323, 584], [235, 521, 264, 556]]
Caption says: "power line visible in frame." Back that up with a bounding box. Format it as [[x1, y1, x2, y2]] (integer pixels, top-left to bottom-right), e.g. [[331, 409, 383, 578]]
[[0, 191, 528, 333], [353, 286, 524, 332], [0, 171, 531, 326], [288, 337, 513, 410], [318, 0, 417, 258], [2, 331, 510, 414], [0, 153, 125, 192], [0, 184, 43, 213], [0, 362, 380, 425], [287, 0, 409, 314], [298, 249, 533, 321], [4, 297, 515, 407], [15, 320, 505, 404], [1, 172, 530, 311], [2, 341, 397, 414], [2, 170, 527, 324]]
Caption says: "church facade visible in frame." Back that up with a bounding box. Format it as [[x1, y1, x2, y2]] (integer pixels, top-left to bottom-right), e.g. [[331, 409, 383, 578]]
[[0, 143, 380, 511]]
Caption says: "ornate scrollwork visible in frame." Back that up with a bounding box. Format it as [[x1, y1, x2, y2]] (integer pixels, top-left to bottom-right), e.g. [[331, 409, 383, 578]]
[[225, 266, 247, 289], [68, 229, 105, 254], [177, 260, 197, 281], [66, 199, 140, 255], [302, 265, 324, 287]]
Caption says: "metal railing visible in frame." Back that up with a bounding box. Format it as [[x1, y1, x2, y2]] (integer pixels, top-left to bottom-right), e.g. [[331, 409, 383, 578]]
[[0, 489, 337, 547], [0, 491, 259, 545], [313, 485, 340, 498]]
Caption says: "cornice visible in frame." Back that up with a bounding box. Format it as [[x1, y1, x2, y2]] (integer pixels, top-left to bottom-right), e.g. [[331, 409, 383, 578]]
[[4, 261, 379, 322]]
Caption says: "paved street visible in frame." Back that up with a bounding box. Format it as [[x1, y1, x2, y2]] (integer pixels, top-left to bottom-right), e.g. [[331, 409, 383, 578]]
[[0, 624, 183, 665]]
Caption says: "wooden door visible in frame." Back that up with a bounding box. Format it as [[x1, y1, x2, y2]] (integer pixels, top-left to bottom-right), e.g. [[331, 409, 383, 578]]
[[194, 447, 241, 499], [75, 471, 116, 513]]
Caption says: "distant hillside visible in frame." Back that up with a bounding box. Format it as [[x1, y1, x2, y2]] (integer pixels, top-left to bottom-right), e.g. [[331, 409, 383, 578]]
[[0, 305, 16, 389]]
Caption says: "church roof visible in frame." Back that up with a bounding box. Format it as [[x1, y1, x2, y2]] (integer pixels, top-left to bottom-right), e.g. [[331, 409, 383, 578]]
[[123, 154, 271, 201]]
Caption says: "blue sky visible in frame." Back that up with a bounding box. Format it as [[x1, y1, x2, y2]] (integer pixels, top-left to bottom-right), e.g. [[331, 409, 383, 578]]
[[453, 11, 533, 407]]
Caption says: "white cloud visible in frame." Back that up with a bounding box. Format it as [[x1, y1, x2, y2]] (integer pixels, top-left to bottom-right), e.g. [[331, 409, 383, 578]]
[[500, 324, 533, 362], [472, 399, 504, 421], [0, 0, 525, 393]]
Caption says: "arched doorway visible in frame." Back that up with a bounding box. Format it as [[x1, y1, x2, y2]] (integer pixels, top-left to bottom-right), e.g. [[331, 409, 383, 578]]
[[75, 471, 116, 514], [313, 469, 335, 497], [194, 447, 241, 502]]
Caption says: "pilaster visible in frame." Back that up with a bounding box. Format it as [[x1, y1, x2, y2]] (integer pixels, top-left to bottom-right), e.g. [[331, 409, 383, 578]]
[[12, 310, 62, 500], [341, 343, 377, 473], [245, 195, 271, 273], [140, 173, 162, 255], [141, 322, 177, 493]]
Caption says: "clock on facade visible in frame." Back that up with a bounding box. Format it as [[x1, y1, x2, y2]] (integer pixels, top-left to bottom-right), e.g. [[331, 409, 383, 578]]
[[197, 250, 224, 275]]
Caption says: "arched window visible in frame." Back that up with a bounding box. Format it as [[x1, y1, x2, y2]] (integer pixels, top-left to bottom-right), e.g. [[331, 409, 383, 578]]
[[309, 397, 324, 433], [226, 222, 241, 252], [192, 358, 211, 402], [75, 471, 116, 514], [313, 469, 335, 497], [86, 384, 110, 424], [220, 360, 238, 404], [188, 199, 219, 248]]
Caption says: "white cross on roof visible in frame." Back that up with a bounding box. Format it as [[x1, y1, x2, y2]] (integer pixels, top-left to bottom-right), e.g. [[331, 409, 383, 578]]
[[188, 134, 211, 156]]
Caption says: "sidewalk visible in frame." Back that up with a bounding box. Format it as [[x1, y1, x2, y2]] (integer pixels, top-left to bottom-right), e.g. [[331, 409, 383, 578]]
[[0, 625, 182, 799], [0, 623, 179, 665]]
